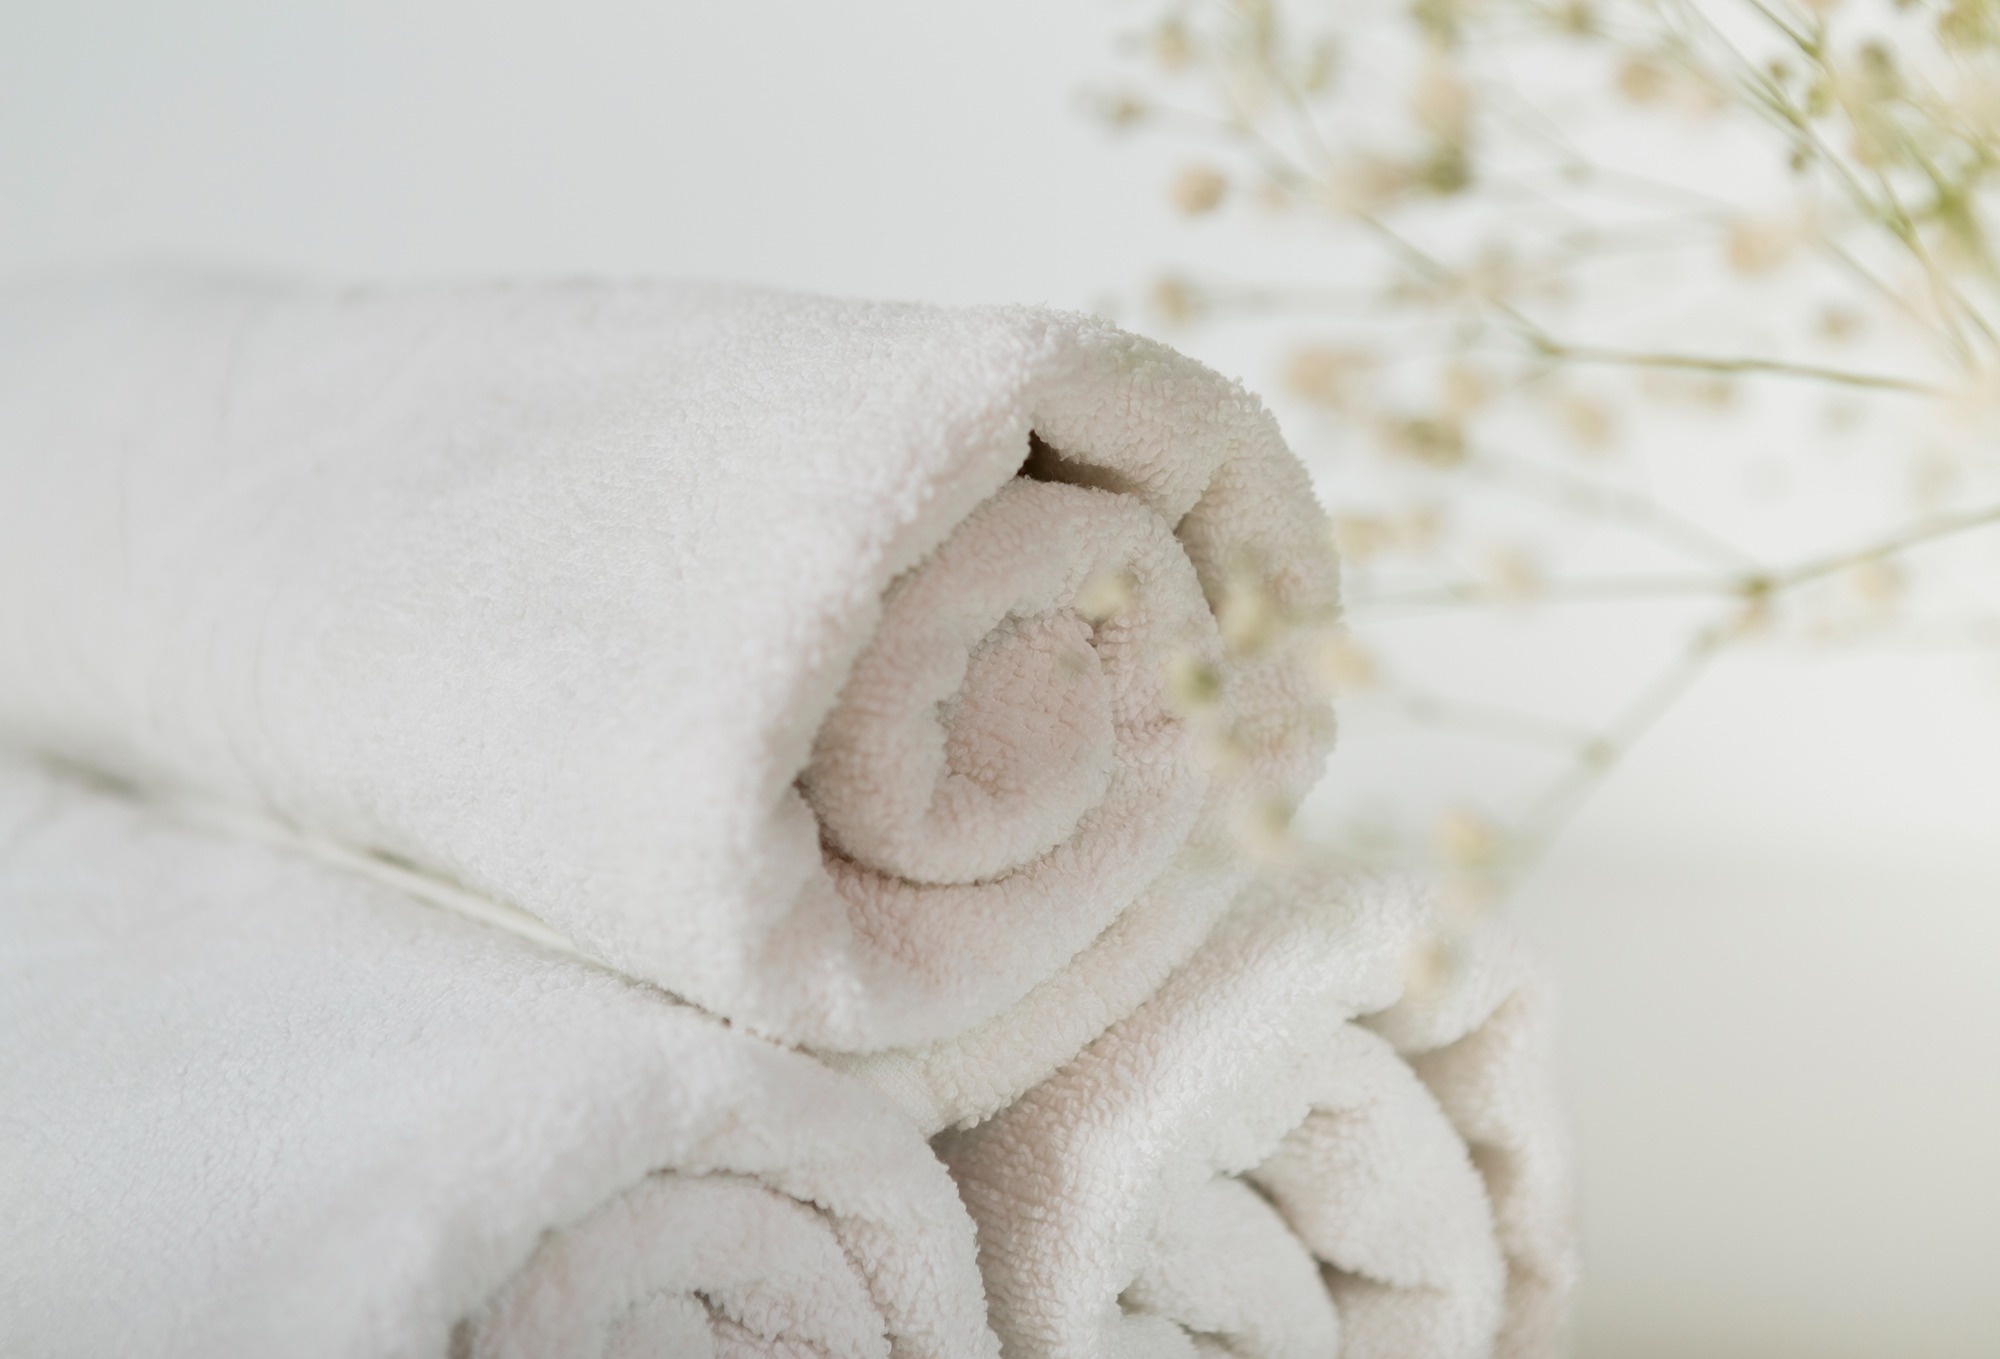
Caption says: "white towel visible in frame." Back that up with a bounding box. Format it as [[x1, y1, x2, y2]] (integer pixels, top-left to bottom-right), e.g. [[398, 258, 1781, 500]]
[[1367, 918, 1581, 1359], [938, 865, 1557, 1359], [0, 755, 998, 1359], [0, 272, 1340, 1114]]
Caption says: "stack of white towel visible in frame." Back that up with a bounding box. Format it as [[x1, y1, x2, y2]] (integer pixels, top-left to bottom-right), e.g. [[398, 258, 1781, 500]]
[[0, 273, 1577, 1357]]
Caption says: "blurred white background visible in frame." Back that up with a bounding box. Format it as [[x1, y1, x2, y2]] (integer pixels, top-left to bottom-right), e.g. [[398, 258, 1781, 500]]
[[5, 3, 1996, 1354]]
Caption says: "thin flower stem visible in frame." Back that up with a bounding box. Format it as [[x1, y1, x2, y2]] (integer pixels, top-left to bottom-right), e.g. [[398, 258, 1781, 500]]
[[1740, 0, 1816, 53], [1527, 336, 1945, 395], [1461, 453, 1762, 569], [1351, 572, 1736, 612], [1354, 209, 1941, 396], [1253, 30, 1341, 179], [1115, 0, 2000, 904], [1377, 680, 1607, 754], [1355, 496, 2000, 615], [1866, 163, 1998, 359], [1505, 619, 1729, 874], [1480, 93, 1742, 212], [1485, 490, 2000, 878], [1775, 499, 2000, 588], [1188, 280, 1406, 316], [1130, 100, 1321, 193], [1652, 0, 1987, 363], [1816, 233, 1954, 349]]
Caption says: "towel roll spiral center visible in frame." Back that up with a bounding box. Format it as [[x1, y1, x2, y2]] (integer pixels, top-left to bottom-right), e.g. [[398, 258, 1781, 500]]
[[805, 476, 1220, 888]]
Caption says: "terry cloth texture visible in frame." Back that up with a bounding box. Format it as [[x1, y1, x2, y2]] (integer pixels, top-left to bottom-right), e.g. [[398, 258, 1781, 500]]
[[0, 273, 1340, 1122], [0, 755, 998, 1359], [1367, 914, 1582, 1359], [937, 863, 1547, 1359]]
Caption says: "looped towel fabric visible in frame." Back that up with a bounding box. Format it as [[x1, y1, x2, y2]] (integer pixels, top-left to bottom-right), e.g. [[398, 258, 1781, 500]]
[[0, 271, 1576, 1359], [1366, 916, 1581, 1359], [0, 755, 998, 1359], [0, 272, 1340, 1092], [938, 864, 1575, 1359]]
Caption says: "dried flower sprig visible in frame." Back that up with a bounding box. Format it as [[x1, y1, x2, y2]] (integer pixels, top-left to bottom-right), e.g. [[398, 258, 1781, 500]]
[[1098, 0, 2000, 905]]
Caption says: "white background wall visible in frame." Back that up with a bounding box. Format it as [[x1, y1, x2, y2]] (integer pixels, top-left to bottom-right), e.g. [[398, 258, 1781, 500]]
[[6, 2, 1997, 1353]]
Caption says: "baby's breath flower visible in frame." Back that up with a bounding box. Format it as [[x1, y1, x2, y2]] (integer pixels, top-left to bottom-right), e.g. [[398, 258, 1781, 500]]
[[1148, 274, 1205, 325], [1332, 513, 1397, 561], [1817, 304, 1863, 341], [1402, 931, 1457, 1002], [1847, 556, 1906, 613], [1216, 573, 1281, 654], [1093, 90, 1150, 129], [1727, 593, 1777, 639], [1392, 503, 1446, 554], [1254, 179, 1294, 214], [1726, 217, 1800, 274], [1074, 569, 1134, 624], [1169, 164, 1229, 215], [1330, 153, 1413, 213], [1617, 54, 1671, 104], [1316, 633, 1382, 691], [1554, 391, 1615, 451], [1413, 63, 1474, 141], [1285, 344, 1372, 409], [1230, 794, 1296, 862], [1382, 414, 1469, 467], [1555, 0, 1597, 36], [1199, 724, 1251, 778], [1413, 0, 1468, 47], [1938, 0, 1997, 48], [1462, 246, 1519, 306], [1439, 866, 1500, 921], [1848, 121, 1894, 169], [1435, 805, 1504, 868], [1107, 0, 2000, 908], [1216, 567, 1280, 659], [1482, 545, 1544, 603], [1418, 142, 1474, 195], [1442, 362, 1497, 414], [1669, 65, 1729, 117], [1299, 37, 1342, 94], [1855, 41, 1901, 102], [1165, 651, 1224, 715]]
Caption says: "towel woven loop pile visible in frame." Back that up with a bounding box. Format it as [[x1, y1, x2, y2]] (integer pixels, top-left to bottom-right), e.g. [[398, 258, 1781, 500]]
[[0, 273, 1575, 1359]]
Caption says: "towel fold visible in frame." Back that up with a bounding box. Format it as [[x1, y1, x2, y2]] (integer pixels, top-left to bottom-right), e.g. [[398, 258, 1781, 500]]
[[0, 756, 998, 1359], [1367, 918, 1581, 1359], [937, 865, 1521, 1359], [0, 272, 1339, 1089]]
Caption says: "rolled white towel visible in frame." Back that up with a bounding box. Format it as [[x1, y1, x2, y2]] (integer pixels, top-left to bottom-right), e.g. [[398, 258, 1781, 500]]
[[1368, 917, 1582, 1359], [0, 756, 997, 1359], [937, 864, 1514, 1359], [0, 272, 1339, 1094]]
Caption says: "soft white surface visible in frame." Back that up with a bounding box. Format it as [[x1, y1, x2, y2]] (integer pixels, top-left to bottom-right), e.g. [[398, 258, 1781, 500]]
[[941, 864, 1574, 1359], [6, 3, 1998, 1350], [0, 755, 997, 1359], [0, 0, 1181, 307], [1512, 649, 2000, 1358], [0, 271, 1336, 1089], [1370, 919, 1581, 1359]]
